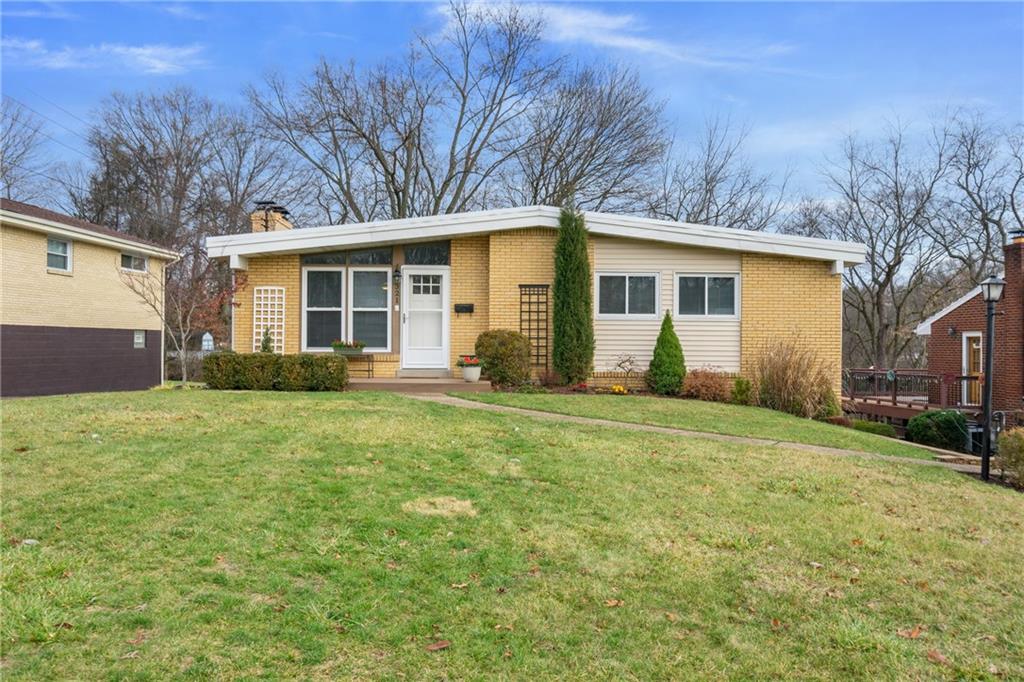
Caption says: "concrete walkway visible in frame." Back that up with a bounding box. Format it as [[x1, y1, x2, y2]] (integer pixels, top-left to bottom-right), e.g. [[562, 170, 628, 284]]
[[405, 393, 989, 474]]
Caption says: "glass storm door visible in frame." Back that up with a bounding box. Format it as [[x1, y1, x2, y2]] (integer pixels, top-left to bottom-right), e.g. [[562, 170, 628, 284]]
[[964, 334, 982, 406], [401, 267, 449, 368]]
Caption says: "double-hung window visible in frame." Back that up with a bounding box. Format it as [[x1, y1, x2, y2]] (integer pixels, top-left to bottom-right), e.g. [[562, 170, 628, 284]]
[[303, 267, 345, 350], [597, 273, 658, 317], [676, 274, 738, 317], [349, 268, 391, 351], [47, 238, 71, 271]]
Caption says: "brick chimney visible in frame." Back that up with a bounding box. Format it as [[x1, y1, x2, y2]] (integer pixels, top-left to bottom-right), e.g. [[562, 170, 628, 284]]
[[250, 201, 293, 232], [995, 227, 1024, 411]]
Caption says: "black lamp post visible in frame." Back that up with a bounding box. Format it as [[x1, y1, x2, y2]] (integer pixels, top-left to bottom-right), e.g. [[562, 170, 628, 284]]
[[979, 273, 1006, 481]]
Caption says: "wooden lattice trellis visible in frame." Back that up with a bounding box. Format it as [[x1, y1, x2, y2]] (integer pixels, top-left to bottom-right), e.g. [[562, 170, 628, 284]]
[[253, 286, 286, 353]]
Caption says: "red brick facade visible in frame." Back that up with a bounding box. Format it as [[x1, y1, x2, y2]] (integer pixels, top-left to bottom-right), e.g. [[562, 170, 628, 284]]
[[924, 238, 1024, 412]]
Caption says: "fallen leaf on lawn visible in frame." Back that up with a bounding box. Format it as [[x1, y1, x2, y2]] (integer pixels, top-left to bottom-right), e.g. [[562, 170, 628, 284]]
[[528, 566, 541, 576], [127, 629, 147, 646], [425, 640, 451, 652], [770, 618, 785, 631], [273, 603, 289, 612], [54, 622, 73, 630], [851, 538, 864, 547], [603, 599, 624, 607], [809, 562, 823, 570], [494, 624, 513, 631], [386, 561, 398, 570], [451, 583, 469, 589], [988, 664, 999, 674], [927, 649, 949, 666], [503, 648, 513, 659], [496, 586, 507, 594], [825, 589, 844, 599], [897, 624, 924, 639], [916, 581, 930, 591], [665, 612, 679, 622], [121, 651, 139, 660]]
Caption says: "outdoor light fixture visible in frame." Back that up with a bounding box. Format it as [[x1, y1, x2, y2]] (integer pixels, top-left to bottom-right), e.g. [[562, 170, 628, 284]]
[[393, 268, 402, 286], [979, 272, 1005, 481], [980, 274, 1006, 303]]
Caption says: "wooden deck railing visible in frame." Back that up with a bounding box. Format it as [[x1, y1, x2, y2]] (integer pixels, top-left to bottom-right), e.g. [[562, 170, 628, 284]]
[[843, 369, 982, 410]]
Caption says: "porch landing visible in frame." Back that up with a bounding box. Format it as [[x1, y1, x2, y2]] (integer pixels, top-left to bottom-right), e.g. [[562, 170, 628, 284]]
[[348, 378, 493, 394]]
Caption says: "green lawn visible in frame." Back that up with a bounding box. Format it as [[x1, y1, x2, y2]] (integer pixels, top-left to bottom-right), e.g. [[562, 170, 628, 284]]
[[2, 391, 1022, 679], [454, 392, 937, 460]]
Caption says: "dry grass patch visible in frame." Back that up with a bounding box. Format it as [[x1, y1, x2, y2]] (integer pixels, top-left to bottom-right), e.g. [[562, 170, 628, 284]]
[[402, 496, 478, 517]]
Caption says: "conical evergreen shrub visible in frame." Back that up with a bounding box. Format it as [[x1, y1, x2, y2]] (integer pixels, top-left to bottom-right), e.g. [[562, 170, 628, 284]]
[[646, 311, 686, 395], [552, 205, 594, 384]]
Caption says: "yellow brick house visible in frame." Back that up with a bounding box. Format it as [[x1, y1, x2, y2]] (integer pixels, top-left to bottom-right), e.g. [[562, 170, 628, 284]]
[[206, 205, 865, 387], [1, 199, 179, 396]]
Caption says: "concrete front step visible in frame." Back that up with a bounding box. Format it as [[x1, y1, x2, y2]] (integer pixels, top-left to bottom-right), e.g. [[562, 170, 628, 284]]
[[349, 378, 491, 394]]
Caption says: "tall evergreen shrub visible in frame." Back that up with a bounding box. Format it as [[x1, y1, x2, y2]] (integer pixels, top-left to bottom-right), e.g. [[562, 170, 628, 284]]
[[646, 311, 686, 395], [552, 205, 594, 384]]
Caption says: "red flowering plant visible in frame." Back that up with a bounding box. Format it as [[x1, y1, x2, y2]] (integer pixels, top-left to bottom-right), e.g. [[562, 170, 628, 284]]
[[456, 355, 480, 368]]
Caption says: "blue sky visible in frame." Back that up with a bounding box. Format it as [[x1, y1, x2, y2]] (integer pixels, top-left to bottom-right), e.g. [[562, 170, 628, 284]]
[[2, 1, 1022, 196]]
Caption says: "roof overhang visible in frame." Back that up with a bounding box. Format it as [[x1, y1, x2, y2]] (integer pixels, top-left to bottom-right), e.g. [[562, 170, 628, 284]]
[[205, 205, 866, 271], [1, 208, 180, 261]]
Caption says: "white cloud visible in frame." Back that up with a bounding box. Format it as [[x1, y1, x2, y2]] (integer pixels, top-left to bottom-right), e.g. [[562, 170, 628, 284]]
[[536, 4, 799, 72], [0, 2, 76, 20], [1, 36, 207, 74], [160, 4, 206, 21]]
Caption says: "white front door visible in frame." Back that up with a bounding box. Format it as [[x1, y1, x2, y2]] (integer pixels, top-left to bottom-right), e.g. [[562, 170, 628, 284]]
[[401, 266, 450, 369]]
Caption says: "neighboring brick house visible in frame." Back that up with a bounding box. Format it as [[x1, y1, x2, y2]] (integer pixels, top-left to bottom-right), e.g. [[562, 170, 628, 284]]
[[1, 199, 179, 397], [208, 205, 864, 388], [915, 231, 1024, 414]]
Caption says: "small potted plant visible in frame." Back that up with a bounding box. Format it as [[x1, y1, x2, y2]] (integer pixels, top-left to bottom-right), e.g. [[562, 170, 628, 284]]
[[457, 354, 482, 382], [331, 339, 366, 356]]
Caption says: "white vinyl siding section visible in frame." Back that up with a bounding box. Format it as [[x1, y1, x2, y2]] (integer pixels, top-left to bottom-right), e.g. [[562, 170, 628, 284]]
[[592, 236, 741, 372]]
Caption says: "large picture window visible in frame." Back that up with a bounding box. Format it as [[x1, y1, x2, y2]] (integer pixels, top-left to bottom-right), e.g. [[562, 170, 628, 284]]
[[676, 274, 738, 317], [597, 273, 658, 317], [303, 268, 344, 350]]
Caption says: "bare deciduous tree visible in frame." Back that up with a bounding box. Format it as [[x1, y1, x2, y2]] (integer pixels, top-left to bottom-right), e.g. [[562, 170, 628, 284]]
[[647, 116, 787, 231], [71, 88, 303, 378], [927, 112, 1024, 281], [792, 125, 953, 368], [1, 97, 51, 202], [252, 1, 559, 223], [119, 256, 241, 383], [501, 66, 667, 211]]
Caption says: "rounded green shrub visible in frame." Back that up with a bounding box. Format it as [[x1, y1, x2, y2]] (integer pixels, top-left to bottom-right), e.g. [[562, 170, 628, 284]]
[[476, 329, 532, 387], [852, 419, 897, 438], [906, 410, 968, 452], [646, 311, 685, 396]]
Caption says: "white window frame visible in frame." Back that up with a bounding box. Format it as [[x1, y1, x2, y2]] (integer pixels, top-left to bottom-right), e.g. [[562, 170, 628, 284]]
[[595, 271, 660, 320], [120, 252, 148, 272], [301, 266, 345, 352], [673, 272, 741, 320], [46, 237, 72, 272], [348, 266, 392, 353], [133, 330, 147, 349]]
